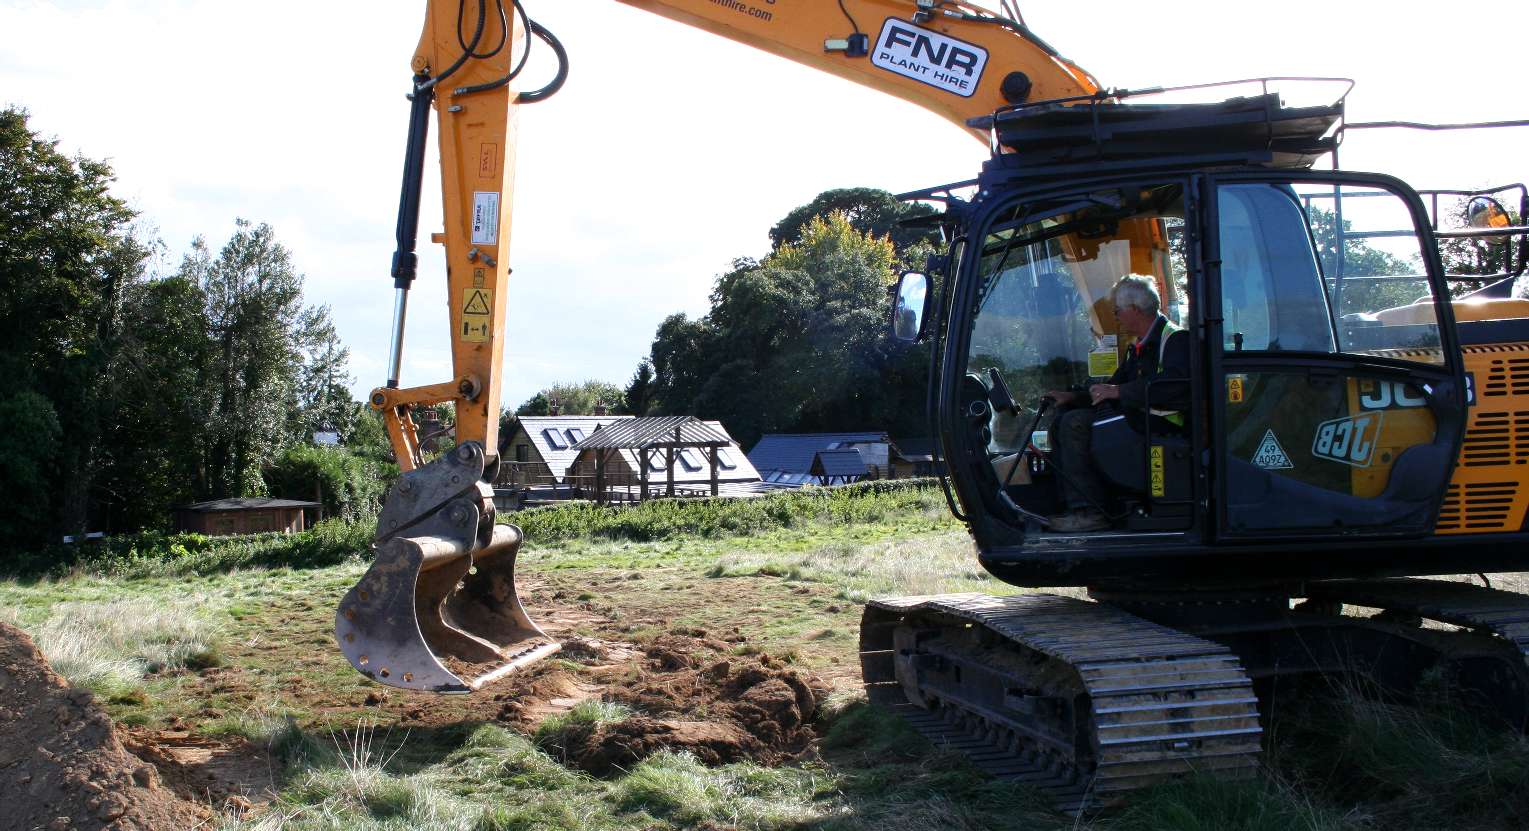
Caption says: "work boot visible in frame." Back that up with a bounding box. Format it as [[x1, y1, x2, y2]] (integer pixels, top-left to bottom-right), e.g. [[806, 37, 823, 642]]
[[1047, 509, 1109, 533]]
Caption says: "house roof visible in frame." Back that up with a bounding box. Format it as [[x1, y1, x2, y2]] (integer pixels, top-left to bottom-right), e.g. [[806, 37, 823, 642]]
[[571, 421, 762, 485], [892, 437, 937, 462], [179, 497, 320, 513], [811, 449, 869, 478], [747, 432, 891, 475], [510, 415, 635, 483], [572, 416, 731, 450]]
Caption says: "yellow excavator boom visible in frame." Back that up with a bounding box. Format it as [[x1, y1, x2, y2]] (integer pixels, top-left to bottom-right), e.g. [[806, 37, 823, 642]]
[[338, 0, 1099, 693]]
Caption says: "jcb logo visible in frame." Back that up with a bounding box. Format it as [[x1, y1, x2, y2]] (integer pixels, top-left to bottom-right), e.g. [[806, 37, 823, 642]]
[[1358, 380, 1427, 411], [872, 19, 989, 98], [1312, 414, 1384, 468]]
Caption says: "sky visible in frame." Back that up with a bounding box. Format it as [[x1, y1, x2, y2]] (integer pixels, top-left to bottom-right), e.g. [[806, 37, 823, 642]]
[[3, 0, 1527, 409]]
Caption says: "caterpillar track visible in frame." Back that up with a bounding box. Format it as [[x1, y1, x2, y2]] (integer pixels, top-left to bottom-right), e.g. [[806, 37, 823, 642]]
[[1306, 578, 1529, 658], [860, 593, 1263, 813]]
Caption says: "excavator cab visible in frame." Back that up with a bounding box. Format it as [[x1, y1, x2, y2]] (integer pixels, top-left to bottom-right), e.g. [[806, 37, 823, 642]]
[[868, 87, 1529, 805], [897, 85, 1514, 587]]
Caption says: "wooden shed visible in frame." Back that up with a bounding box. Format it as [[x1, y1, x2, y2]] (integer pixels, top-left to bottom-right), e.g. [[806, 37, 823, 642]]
[[174, 497, 320, 536]]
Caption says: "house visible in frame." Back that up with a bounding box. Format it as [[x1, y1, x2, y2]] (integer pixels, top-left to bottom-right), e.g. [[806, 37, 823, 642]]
[[499, 415, 635, 488], [889, 437, 944, 477], [565, 416, 766, 503], [174, 497, 320, 536], [748, 432, 917, 486], [810, 448, 870, 485]]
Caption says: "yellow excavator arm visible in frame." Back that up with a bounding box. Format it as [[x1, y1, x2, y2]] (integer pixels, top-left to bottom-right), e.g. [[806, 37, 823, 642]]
[[340, 0, 1098, 693]]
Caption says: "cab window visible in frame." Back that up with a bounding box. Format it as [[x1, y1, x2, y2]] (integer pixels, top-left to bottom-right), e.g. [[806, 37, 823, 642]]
[[1219, 182, 1441, 361], [965, 182, 1188, 409]]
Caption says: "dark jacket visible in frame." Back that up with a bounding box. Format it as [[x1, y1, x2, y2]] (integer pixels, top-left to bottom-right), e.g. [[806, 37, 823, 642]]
[[1110, 315, 1190, 428]]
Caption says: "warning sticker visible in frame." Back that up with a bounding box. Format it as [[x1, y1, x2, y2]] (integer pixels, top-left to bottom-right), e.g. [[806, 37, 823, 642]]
[[1149, 445, 1166, 497], [461, 287, 492, 342], [1227, 375, 1246, 404], [1088, 335, 1119, 378], [1252, 429, 1294, 470], [471, 192, 500, 245], [1088, 349, 1118, 378]]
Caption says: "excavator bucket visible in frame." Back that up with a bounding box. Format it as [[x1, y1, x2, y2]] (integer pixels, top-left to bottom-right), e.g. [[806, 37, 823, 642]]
[[335, 443, 560, 693]]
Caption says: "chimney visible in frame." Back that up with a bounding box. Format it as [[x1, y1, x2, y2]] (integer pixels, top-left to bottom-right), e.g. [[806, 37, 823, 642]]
[[594, 401, 609, 417], [548, 396, 561, 416]]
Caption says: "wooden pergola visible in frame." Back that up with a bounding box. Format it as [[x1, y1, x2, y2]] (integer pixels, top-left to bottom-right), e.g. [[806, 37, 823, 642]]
[[569, 416, 734, 504]]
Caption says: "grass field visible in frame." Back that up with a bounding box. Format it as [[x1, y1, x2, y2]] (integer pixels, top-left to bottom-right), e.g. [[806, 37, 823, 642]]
[[5, 483, 1529, 830]]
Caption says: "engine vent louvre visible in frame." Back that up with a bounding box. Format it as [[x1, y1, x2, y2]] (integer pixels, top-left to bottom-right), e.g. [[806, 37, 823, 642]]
[[1459, 411, 1529, 466], [1481, 357, 1529, 398], [1436, 481, 1518, 531]]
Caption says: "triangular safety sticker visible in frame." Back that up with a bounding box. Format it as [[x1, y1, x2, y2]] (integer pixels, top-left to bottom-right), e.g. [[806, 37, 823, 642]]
[[1252, 429, 1294, 470], [463, 290, 492, 316]]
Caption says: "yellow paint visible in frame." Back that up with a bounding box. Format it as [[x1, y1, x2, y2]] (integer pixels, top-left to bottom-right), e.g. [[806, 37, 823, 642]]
[[373, 0, 1101, 464], [1437, 342, 1529, 534]]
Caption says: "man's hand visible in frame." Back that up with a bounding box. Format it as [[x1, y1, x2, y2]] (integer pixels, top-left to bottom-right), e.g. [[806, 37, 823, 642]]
[[1089, 384, 1120, 405], [1044, 390, 1079, 407]]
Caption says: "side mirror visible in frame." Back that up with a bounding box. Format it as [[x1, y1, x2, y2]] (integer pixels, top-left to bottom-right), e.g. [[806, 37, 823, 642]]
[[1467, 196, 1512, 229], [890, 271, 929, 342]]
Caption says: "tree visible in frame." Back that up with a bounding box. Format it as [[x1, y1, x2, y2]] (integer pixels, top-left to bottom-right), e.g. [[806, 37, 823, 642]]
[[515, 380, 626, 416], [264, 444, 393, 522], [1307, 205, 1417, 314], [292, 309, 354, 441], [0, 109, 365, 547], [180, 220, 336, 497], [623, 360, 656, 416], [0, 107, 149, 544], [769, 187, 939, 257], [0, 392, 62, 546], [94, 274, 214, 531], [642, 210, 921, 446]]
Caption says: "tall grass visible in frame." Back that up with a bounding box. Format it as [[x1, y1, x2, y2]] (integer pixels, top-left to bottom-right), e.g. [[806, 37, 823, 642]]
[[22, 598, 223, 696], [1274, 676, 1529, 831]]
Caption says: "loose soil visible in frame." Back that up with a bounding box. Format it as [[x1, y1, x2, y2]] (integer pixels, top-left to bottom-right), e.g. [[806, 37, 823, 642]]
[[534, 633, 830, 774], [5, 564, 860, 825], [0, 621, 214, 831]]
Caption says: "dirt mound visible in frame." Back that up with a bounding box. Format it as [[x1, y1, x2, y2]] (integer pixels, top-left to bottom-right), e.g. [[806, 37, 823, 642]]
[[0, 622, 212, 830], [545, 634, 829, 775]]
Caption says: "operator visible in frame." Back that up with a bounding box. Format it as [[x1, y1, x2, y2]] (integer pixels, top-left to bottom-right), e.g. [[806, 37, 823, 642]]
[[1042, 275, 1189, 533]]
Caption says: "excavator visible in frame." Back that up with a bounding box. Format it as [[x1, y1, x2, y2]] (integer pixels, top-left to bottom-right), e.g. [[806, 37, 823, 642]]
[[334, 0, 1529, 811]]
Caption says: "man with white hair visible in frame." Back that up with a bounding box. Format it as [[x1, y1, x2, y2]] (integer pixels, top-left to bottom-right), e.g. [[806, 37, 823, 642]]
[[1043, 274, 1189, 533]]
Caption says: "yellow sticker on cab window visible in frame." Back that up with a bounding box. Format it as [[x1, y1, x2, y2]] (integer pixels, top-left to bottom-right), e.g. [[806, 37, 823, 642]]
[[1227, 375, 1246, 404], [1088, 349, 1119, 378]]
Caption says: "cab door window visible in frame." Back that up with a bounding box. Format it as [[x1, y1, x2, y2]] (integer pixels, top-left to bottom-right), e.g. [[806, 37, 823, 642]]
[[1216, 180, 1455, 536], [1219, 183, 1442, 360]]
